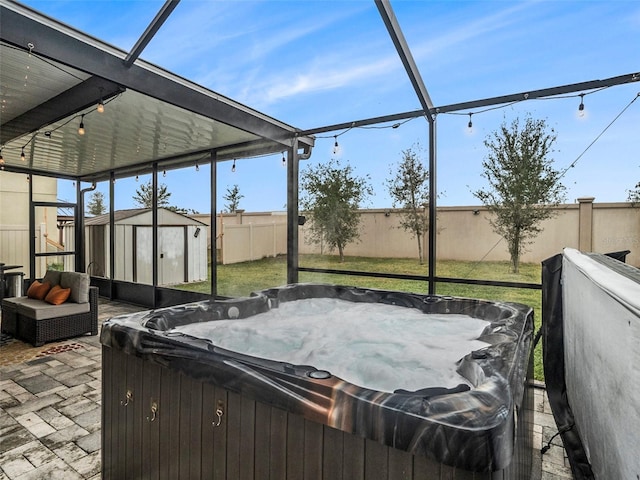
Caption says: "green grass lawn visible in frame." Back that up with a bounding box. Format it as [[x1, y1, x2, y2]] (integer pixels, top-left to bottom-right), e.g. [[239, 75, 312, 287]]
[[178, 254, 544, 381]]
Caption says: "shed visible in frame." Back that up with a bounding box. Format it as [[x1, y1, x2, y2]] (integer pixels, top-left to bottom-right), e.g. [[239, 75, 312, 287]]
[[65, 208, 207, 286]]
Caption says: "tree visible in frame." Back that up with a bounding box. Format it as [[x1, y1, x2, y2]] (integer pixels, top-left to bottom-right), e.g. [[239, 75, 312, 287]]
[[386, 144, 430, 264], [86, 191, 106, 216], [300, 158, 373, 262], [133, 181, 171, 208], [167, 206, 200, 215], [223, 184, 244, 213], [627, 182, 640, 205], [473, 116, 566, 273]]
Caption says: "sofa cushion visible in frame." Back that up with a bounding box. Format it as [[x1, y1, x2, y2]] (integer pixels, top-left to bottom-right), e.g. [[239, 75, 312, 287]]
[[26, 280, 52, 300], [45, 285, 71, 305], [43, 270, 62, 287], [2, 296, 30, 309], [15, 297, 90, 320], [60, 272, 90, 304]]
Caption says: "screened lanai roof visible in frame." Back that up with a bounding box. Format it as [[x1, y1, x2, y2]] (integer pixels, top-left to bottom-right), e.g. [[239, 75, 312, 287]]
[[0, 0, 314, 182]]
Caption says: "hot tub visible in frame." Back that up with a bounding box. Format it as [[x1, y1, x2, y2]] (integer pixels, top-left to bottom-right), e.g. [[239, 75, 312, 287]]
[[101, 284, 534, 479]]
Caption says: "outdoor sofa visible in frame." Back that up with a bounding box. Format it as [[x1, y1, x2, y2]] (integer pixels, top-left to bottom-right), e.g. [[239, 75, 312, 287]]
[[1, 270, 98, 347]]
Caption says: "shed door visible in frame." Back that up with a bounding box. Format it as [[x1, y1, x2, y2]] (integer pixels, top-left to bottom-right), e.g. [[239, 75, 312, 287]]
[[158, 227, 186, 286], [134, 226, 186, 286]]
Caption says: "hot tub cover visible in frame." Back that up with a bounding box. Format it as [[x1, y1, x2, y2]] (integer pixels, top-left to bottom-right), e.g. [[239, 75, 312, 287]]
[[100, 284, 533, 472]]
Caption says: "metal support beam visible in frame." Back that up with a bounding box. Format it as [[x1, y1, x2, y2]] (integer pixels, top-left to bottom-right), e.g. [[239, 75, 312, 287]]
[[109, 172, 115, 299], [428, 118, 437, 294], [0, 77, 123, 144], [152, 163, 159, 306], [433, 72, 640, 114], [375, 0, 435, 120], [286, 139, 300, 284], [300, 72, 640, 136], [75, 181, 82, 272], [210, 150, 217, 298], [28, 174, 35, 281], [124, 0, 180, 67]]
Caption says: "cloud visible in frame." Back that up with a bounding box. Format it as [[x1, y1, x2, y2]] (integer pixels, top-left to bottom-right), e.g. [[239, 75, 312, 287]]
[[262, 53, 400, 103], [218, 2, 538, 108], [409, 2, 533, 60]]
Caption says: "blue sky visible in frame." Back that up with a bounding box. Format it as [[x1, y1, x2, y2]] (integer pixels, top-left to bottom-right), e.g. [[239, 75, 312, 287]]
[[23, 0, 640, 213]]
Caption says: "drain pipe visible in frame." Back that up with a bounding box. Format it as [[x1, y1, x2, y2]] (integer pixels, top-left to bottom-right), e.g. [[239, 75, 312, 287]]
[[77, 182, 97, 273], [298, 143, 313, 161]]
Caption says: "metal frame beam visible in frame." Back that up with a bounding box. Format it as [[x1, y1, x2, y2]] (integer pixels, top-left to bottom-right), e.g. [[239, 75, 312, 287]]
[[374, 0, 434, 120], [124, 0, 180, 67], [286, 139, 300, 284], [300, 72, 640, 136], [0, 77, 123, 144]]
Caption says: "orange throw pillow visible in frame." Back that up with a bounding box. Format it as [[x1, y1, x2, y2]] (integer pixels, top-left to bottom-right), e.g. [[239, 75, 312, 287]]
[[26, 280, 52, 300], [44, 284, 71, 305]]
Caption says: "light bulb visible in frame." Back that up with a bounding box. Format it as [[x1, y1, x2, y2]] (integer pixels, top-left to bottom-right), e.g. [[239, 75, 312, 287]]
[[78, 114, 85, 135], [578, 94, 585, 118], [97, 101, 104, 113], [231, 159, 236, 173], [20, 147, 26, 161], [467, 113, 473, 131], [282, 152, 286, 167]]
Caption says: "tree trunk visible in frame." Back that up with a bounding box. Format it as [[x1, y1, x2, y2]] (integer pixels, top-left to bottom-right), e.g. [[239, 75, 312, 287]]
[[338, 244, 345, 263], [417, 232, 423, 265], [510, 227, 521, 273]]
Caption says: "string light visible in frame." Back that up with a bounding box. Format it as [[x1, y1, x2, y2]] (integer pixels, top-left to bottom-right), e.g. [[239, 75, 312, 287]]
[[195, 162, 199, 172], [467, 113, 473, 131], [135, 174, 139, 182], [0, 149, 4, 164], [78, 114, 85, 135], [162, 170, 166, 177], [578, 93, 585, 117], [231, 159, 236, 172], [281, 152, 286, 167], [95, 86, 105, 113], [332, 136, 339, 155], [20, 147, 26, 161]]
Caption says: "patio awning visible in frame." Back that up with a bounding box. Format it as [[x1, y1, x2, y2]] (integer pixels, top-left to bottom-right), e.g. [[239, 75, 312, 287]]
[[0, 0, 314, 182]]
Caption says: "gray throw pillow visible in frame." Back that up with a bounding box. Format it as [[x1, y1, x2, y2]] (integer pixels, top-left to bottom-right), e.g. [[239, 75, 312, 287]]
[[60, 272, 90, 303], [42, 270, 62, 287]]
